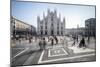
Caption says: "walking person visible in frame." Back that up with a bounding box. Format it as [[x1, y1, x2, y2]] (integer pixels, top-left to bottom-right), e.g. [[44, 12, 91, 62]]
[[65, 40, 68, 47], [19, 38, 21, 43], [72, 36, 76, 46], [51, 38, 54, 48], [54, 36, 58, 45], [76, 35, 78, 43], [62, 38, 65, 47], [39, 38, 42, 50], [48, 37, 49, 42], [87, 36, 90, 43], [79, 37, 86, 48], [29, 37, 32, 43], [63, 36, 66, 47], [43, 38, 46, 50]]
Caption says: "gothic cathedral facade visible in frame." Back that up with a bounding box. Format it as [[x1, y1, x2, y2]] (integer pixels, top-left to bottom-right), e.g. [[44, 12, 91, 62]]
[[37, 9, 65, 36]]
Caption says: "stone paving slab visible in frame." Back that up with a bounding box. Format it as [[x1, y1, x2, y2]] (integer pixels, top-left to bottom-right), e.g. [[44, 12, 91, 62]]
[[11, 48, 25, 58], [38, 47, 95, 64], [48, 48, 68, 57], [68, 46, 95, 54], [11, 45, 96, 66]]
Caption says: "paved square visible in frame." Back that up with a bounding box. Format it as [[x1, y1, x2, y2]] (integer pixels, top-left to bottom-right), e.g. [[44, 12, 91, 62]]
[[38, 47, 95, 64], [48, 48, 68, 57], [68, 46, 95, 54]]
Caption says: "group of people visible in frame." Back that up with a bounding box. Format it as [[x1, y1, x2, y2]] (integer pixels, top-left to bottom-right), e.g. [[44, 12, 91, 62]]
[[72, 35, 87, 48], [38, 35, 87, 50], [39, 38, 46, 50], [38, 36, 59, 50]]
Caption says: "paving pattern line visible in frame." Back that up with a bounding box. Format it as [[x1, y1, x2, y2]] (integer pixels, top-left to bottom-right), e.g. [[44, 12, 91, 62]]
[[23, 52, 36, 65], [12, 48, 29, 59], [48, 48, 68, 57], [38, 50, 95, 64]]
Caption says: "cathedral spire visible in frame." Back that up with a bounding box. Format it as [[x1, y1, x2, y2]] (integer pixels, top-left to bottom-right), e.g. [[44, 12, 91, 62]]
[[63, 17, 65, 22], [63, 17, 65, 25], [59, 13, 61, 21], [54, 9, 57, 16], [47, 8, 50, 14], [37, 16, 40, 23], [43, 12, 45, 18]]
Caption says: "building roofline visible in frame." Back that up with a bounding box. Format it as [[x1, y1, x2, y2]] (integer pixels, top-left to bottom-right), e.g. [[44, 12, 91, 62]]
[[11, 16, 35, 28], [85, 18, 96, 22]]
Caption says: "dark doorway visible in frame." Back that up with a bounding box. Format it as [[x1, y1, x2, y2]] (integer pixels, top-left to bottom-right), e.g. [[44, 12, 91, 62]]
[[51, 30, 54, 35]]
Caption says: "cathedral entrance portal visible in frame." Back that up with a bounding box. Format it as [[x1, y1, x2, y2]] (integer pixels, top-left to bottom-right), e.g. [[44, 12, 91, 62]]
[[51, 30, 54, 35]]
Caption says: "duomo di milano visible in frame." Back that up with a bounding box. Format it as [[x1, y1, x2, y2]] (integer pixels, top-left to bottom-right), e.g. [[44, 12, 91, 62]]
[[37, 9, 65, 36]]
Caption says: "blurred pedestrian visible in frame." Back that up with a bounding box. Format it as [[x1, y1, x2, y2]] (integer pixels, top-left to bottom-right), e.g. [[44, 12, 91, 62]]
[[43, 38, 46, 50], [39, 39, 42, 50], [19, 38, 21, 43], [79, 37, 86, 48], [29, 37, 32, 43], [62, 38, 65, 47], [72, 36, 76, 46], [51, 38, 54, 48], [76, 35, 78, 42], [87, 36, 90, 43], [54, 36, 58, 45], [48, 37, 49, 42]]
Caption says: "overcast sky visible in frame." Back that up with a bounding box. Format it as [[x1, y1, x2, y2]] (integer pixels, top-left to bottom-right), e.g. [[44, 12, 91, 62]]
[[12, 0, 95, 28]]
